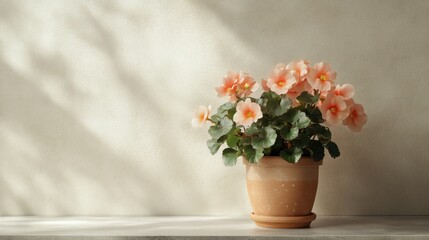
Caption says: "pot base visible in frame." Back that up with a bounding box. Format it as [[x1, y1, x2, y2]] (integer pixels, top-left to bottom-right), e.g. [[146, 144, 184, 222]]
[[250, 212, 316, 229]]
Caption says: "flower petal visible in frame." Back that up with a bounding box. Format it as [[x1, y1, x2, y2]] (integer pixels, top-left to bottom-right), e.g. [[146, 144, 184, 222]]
[[332, 96, 347, 111], [340, 84, 354, 99]]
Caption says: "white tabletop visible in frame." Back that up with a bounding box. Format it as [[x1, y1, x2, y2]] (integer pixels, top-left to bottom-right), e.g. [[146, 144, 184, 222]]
[[0, 216, 428, 239]]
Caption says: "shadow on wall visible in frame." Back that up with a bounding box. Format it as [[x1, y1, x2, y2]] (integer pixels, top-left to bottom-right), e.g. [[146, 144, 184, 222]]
[[0, 1, 209, 215], [192, 0, 343, 63]]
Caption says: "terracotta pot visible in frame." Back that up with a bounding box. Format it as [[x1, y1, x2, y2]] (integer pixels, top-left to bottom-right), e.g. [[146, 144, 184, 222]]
[[244, 156, 322, 228]]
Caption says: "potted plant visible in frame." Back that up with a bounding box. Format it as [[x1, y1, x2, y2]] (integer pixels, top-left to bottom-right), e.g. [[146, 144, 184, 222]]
[[192, 60, 367, 228]]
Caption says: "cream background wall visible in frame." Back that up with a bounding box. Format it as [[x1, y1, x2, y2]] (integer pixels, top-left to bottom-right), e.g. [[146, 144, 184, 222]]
[[0, 0, 428, 216]]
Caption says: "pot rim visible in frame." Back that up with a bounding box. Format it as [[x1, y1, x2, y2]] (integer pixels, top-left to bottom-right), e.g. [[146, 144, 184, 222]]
[[243, 156, 323, 168]]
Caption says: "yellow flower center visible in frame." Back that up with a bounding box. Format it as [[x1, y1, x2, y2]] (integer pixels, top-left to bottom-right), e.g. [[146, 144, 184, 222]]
[[227, 87, 232, 92], [199, 113, 206, 121], [320, 74, 328, 81], [278, 81, 285, 86], [244, 83, 250, 89], [330, 107, 336, 113], [245, 110, 254, 119]]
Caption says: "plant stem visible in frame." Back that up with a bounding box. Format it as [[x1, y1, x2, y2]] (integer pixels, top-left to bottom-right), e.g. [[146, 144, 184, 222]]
[[207, 118, 216, 124]]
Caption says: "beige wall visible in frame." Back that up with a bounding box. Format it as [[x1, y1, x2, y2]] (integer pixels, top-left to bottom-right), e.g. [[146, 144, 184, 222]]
[[0, 0, 428, 216]]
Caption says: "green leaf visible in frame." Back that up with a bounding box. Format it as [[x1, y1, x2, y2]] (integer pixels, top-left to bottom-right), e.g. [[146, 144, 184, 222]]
[[208, 117, 233, 139], [226, 134, 240, 148], [296, 91, 319, 104], [319, 138, 330, 146], [257, 94, 270, 113], [251, 126, 277, 149], [210, 113, 224, 122], [265, 98, 277, 112], [285, 109, 310, 129], [260, 91, 290, 117], [327, 141, 340, 158], [269, 136, 284, 155], [207, 138, 222, 155], [261, 91, 275, 100], [218, 134, 228, 142], [307, 140, 325, 161], [227, 108, 237, 119], [241, 137, 252, 146], [245, 124, 261, 135], [263, 147, 272, 155], [211, 103, 235, 122], [307, 107, 324, 123], [295, 112, 311, 129], [280, 126, 299, 140], [257, 97, 267, 108], [285, 108, 300, 122], [312, 124, 331, 139], [273, 97, 291, 116], [243, 145, 264, 164], [293, 132, 311, 148], [311, 124, 331, 146], [222, 148, 239, 166], [218, 102, 235, 113], [280, 147, 303, 163]]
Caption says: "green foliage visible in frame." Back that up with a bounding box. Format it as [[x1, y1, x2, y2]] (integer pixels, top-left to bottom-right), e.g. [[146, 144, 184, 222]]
[[245, 123, 261, 135], [208, 117, 233, 139], [284, 109, 310, 129], [259, 91, 291, 116], [297, 91, 320, 105], [222, 148, 239, 166], [210, 114, 223, 122], [274, 97, 292, 116], [292, 131, 311, 148], [294, 111, 311, 129], [305, 107, 324, 123], [280, 126, 299, 140], [327, 141, 340, 158], [205, 89, 342, 166], [211, 102, 235, 122], [218, 102, 235, 113], [207, 138, 222, 155], [280, 147, 303, 163], [226, 133, 240, 149], [207, 135, 228, 155], [311, 124, 331, 145], [284, 108, 300, 122], [312, 124, 331, 139], [243, 145, 264, 164], [251, 126, 277, 149], [307, 140, 325, 161]]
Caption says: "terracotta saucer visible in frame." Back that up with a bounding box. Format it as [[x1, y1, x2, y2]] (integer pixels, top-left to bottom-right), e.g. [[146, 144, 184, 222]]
[[250, 212, 316, 228]]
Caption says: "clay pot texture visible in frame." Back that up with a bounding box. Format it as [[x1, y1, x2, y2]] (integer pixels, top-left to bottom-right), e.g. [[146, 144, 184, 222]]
[[244, 156, 322, 228]]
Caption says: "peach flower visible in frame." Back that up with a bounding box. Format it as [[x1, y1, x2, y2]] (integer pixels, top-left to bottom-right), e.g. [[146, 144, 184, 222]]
[[319, 94, 349, 125], [287, 79, 313, 100], [343, 99, 368, 132], [286, 60, 311, 83], [334, 84, 355, 100], [215, 71, 240, 100], [308, 62, 337, 92], [233, 98, 263, 127], [261, 79, 270, 92], [266, 64, 297, 95], [237, 73, 259, 97], [191, 105, 212, 128]]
